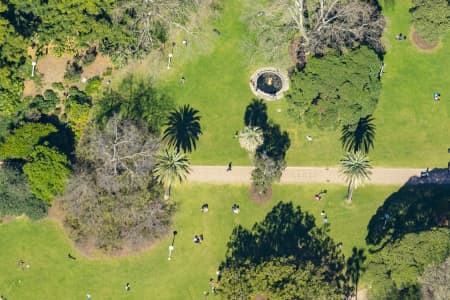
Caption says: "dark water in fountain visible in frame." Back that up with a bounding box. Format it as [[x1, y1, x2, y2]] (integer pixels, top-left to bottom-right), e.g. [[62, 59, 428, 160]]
[[256, 72, 283, 95]]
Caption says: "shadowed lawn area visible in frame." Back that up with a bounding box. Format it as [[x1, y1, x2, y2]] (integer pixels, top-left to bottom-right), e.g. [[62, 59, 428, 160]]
[[0, 184, 398, 299], [155, 0, 450, 167]]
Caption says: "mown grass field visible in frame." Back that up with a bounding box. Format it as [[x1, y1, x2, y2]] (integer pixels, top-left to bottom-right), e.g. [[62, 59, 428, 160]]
[[0, 184, 399, 299], [156, 0, 450, 167]]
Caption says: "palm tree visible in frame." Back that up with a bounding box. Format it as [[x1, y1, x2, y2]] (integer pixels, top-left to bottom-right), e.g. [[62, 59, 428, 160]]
[[153, 148, 191, 200], [163, 105, 202, 153], [341, 115, 376, 154], [239, 126, 264, 155], [339, 151, 372, 203]]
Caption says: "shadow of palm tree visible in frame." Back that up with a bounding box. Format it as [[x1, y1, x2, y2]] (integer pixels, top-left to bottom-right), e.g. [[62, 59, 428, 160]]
[[366, 168, 450, 250], [341, 115, 376, 154], [244, 99, 268, 129]]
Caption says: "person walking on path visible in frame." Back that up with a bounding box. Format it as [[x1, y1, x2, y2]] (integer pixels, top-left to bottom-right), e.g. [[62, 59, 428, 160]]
[[227, 162, 232, 172]]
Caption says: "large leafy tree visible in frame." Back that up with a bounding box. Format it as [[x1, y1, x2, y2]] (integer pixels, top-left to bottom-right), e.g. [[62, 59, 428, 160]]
[[341, 115, 376, 154], [0, 123, 57, 160], [23, 145, 70, 203], [219, 202, 347, 299], [163, 104, 202, 153], [419, 256, 450, 300], [238, 126, 264, 155], [410, 0, 450, 44], [339, 151, 372, 202], [287, 47, 381, 129], [153, 148, 191, 200], [0, 165, 48, 219]]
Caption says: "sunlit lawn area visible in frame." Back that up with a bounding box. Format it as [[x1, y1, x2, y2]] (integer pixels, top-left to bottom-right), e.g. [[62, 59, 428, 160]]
[[155, 0, 450, 168], [0, 183, 398, 299]]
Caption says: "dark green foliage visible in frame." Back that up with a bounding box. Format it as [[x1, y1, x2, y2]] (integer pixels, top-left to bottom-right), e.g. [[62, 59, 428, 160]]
[[287, 47, 381, 129], [365, 229, 450, 300], [341, 115, 376, 154], [410, 0, 450, 44], [0, 122, 57, 160], [23, 145, 70, 203], [163, 105, 202, 153], [96, 75, 174, 133], [66, 86, 92, 112], [51, 82, 64, 91], [0, 166, 48, 219], [64, 61, 83, 81], [219, 202, 346, 299], [81, 46, 97, 65], [30, 89, 60, 114]]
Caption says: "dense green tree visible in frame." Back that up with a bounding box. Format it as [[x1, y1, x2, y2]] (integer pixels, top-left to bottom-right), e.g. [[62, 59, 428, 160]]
[[163, 105, 202, 153], [410, 0, 450, 44], [23, 145, 70, 203], [339, 151, 372, 203], [365, 229, 450, 300], [341, 115, 376, 154], [219, 202, 346, 300], [0, 165, 48, 219], [153, 148, 191, 200], [0, 123, 57, 160], [96, 76, 174, 133], [287, 47, 381, 129]]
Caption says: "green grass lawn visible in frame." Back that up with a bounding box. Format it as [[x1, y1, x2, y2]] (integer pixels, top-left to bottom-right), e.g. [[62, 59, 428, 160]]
[[0, 183, 399, 299], [152, 0, 450, 168]]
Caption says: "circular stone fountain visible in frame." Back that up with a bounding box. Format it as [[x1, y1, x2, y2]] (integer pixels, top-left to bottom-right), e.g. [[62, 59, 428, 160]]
[[249, 67, 289, 101]]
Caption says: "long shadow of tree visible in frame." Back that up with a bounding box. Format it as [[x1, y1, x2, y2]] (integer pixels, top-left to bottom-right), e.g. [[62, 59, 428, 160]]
[[39, 115, 76, 162], [220, 202, 346, 298], [366, 168, 450, 250]]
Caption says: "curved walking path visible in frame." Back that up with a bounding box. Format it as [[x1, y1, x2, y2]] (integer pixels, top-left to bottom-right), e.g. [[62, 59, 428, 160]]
[[188, 166, 427, 185]]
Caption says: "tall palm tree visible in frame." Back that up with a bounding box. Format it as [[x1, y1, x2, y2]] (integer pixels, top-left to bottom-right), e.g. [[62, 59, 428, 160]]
[[153, 148, 191, 200], [339, 151, 372, 203], [163, 105, 202, 153], [239, 126, 264, 155], [341, 115, 376, 154]]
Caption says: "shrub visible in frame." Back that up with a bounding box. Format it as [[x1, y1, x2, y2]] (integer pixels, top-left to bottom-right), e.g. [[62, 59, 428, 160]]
[[64, 61, 83, 81], [410, 0, 450, 44], [51, 82, 65, 91], [81, 46, 98, 65], [84, 76, 102, 95], [0, 166, 48, 220]]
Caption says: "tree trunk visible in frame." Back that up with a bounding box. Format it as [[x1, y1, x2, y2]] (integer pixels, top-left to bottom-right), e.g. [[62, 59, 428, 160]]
[[164, 182, 171, 200], [346, 183, 353, 203]]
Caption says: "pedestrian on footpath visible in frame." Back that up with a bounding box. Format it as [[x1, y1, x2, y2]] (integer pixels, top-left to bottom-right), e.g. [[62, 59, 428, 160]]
[[227, 162, 232, 172]]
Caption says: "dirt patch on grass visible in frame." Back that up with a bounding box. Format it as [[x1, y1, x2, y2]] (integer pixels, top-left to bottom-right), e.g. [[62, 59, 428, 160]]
[[411, 30, 439, 51], [23, 80, 39, 97], [1, 215, 16, 224], [37, 54, 73, 90], [248, 185, 272, 204], [82, 54, 112, 79]]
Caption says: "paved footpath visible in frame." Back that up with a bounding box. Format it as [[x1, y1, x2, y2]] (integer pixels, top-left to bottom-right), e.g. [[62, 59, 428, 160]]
[[188, 166, 425, 185]]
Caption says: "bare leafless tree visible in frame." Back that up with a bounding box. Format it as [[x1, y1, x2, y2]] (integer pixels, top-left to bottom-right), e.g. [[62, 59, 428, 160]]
[[63, 116, 172, 251]]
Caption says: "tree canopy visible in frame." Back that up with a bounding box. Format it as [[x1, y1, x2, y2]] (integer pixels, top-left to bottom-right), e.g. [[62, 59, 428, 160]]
[[287, 47, 381, 129], [410, 0, 450, 44]]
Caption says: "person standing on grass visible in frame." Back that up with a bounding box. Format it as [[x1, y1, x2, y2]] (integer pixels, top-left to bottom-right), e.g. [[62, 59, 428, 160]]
[[87, 294, 91, 300]]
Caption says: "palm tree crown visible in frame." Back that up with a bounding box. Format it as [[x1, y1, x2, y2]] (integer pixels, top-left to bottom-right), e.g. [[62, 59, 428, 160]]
[[239, 126, 264, 155], [153, 148, 191, 200], [163, 105, 202, 153], [339, 151, 372, 202], [341, 115, 376, 154]]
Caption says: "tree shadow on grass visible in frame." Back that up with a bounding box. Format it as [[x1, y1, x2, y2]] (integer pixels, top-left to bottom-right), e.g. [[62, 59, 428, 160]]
[[223, 202, 343, 272], [366, 168, 450, 251]]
